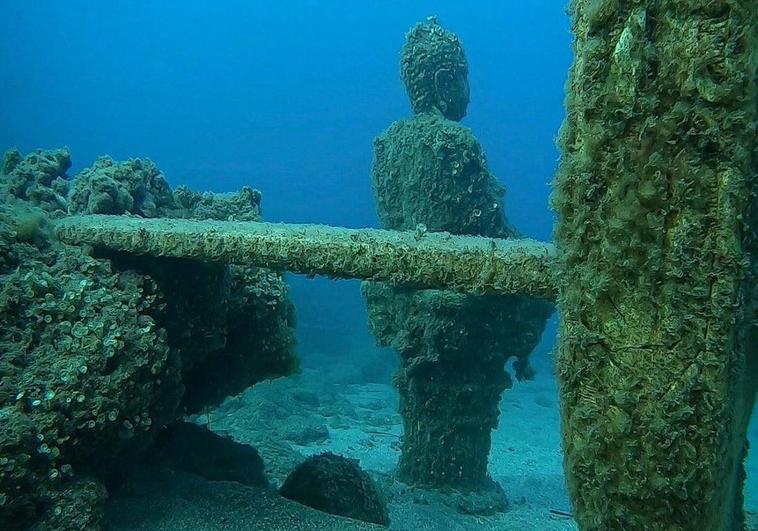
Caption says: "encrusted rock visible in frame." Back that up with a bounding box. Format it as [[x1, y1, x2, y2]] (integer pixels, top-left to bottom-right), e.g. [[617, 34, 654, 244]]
[[280, 453, 389, 527]]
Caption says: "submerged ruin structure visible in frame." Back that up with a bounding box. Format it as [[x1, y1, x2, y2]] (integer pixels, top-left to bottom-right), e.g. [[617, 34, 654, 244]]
[[0, 151, 298, 530], [362, 18, 553, 495], [552, 1, 758, 529], [15, 1, 758, 529]]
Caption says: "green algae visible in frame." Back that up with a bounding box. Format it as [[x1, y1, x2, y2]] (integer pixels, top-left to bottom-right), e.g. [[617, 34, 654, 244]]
[[552, 1, 758, 528]]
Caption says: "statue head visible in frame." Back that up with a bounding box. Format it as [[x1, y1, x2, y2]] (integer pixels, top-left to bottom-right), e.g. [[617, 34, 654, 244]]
[[400, 17, 470, 121]]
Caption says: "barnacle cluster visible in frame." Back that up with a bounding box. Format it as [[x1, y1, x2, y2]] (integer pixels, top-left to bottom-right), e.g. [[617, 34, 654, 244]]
[[0, 149, 297, 529], [68, 156, 175, 217]]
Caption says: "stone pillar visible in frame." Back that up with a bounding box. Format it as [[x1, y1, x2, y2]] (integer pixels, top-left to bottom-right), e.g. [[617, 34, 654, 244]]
[[553, 2, 758, 528]]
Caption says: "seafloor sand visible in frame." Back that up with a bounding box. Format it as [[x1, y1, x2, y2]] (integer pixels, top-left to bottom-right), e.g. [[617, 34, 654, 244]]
[[109, 317, 758, 530], [201, 360, 575, 530]]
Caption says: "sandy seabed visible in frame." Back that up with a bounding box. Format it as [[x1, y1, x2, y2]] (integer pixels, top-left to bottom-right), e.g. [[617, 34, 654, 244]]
[[109, 322, 758, 530]]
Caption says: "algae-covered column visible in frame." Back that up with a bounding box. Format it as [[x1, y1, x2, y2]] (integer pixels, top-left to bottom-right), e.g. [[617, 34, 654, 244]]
[[553, 1, 758, 529]]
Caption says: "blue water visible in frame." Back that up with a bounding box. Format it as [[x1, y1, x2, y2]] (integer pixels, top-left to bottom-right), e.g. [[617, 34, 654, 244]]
[[0, 2, 570, 339], [5, 3, 758, 530], [1, 3, 580, 528]]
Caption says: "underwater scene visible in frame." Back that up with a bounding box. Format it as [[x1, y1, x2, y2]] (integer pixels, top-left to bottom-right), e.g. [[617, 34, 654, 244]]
[[1, 2, 757, 530]]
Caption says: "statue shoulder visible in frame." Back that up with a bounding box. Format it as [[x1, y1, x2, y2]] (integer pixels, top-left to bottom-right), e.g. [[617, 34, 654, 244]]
[[374, 113, 480, 151]]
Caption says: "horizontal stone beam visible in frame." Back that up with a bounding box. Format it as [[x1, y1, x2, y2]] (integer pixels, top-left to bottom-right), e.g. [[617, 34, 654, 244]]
[[55, 215, 557, 300]]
